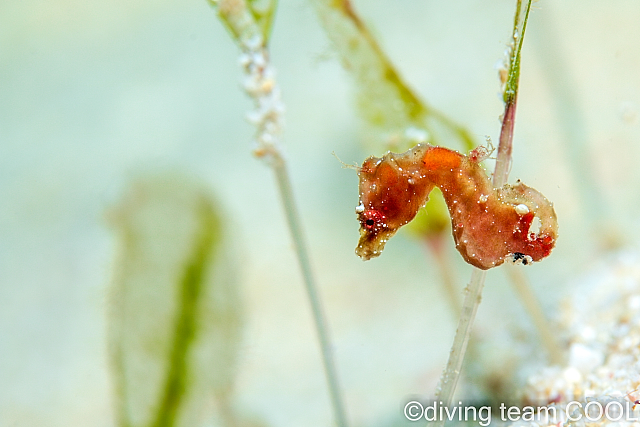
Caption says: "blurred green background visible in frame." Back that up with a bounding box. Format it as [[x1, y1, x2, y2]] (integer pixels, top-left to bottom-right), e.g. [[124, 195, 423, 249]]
[[1, 0, 639, 426]]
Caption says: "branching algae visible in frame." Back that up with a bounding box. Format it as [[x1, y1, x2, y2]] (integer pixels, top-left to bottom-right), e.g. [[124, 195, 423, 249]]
[[355, 144, 558, 269]]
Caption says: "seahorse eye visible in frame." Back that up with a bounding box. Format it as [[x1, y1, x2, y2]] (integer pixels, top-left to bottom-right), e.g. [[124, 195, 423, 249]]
[[361, 209, 384, 230]]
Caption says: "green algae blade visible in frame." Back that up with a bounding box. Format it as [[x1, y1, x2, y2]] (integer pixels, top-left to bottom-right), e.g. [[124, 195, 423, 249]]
[[108, 173, 242, 427]]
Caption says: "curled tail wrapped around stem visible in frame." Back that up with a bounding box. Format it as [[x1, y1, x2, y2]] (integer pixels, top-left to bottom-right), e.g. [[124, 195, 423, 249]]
[[355, 144, 557, 269]]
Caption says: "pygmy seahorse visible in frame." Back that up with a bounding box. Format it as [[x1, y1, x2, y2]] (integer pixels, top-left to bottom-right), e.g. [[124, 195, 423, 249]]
[[355, 144, 557, 269]]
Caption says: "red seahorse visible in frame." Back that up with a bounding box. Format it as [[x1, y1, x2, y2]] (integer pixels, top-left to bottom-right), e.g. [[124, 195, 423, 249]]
[[355, 144, 557, 269]]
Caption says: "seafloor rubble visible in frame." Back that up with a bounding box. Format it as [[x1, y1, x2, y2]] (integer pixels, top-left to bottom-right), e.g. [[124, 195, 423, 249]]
[[511, 251, 640, 426]]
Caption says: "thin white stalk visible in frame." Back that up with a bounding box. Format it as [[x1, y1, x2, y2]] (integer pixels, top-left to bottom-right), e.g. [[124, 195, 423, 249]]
[[433, 268, 486, 416], [272, 155, 349, 427], [246, 55, 350, 427], [213, 2, 349, 425]]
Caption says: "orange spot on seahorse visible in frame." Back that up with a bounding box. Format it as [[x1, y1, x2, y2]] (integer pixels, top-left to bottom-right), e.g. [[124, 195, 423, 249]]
[[422, 146, 462, 171]]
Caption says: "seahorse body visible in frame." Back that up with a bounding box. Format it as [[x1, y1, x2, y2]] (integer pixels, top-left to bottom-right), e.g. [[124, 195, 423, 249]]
[[355, 144, 557, 269]]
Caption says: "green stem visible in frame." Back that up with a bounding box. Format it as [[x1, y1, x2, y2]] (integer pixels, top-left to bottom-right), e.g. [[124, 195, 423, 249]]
[[494, 101, 517, 187], [425, 237, 460, 318], [495, 0, 562, 366], [432, 2, 532, 423], [505, 266, 563, 365], [497, 0, 561, 366], [271, 154, 349, 427]]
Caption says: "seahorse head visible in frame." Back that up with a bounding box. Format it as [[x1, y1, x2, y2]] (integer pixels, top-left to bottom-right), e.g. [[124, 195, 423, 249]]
[[355, 151, 434, 260]]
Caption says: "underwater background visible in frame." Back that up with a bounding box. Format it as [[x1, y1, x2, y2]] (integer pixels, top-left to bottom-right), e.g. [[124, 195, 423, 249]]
[[1, 0, 640, 426]]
